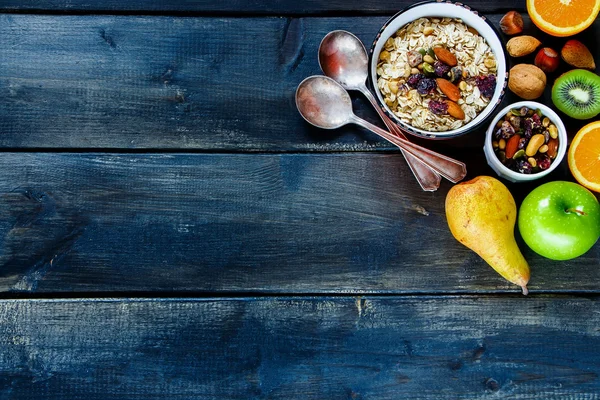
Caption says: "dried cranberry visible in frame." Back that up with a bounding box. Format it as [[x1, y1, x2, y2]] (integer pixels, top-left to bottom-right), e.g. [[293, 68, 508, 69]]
[[475, 74, 496, 98], [428, 100, 448, 115], [531, 113, 541, 129], [417, 78, 436, 95], [538, 156, 552, 170], [407, 74, 424, 88], [434, 61, 450, 77]]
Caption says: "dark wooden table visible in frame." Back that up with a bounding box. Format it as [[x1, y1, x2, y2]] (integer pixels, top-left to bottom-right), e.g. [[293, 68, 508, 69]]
[[1, 0, 599, 398]]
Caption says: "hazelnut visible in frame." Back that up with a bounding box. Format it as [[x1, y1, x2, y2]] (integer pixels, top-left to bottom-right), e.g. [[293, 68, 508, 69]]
[[508, 64, 547, 100], [499, 11, 524, 35], [534, 48, 560, 73]]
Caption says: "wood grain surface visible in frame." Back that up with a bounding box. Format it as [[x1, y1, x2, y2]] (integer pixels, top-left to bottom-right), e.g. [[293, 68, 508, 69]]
[[0, 153, 596, 295], [0, 0, 523, 14], [1, 296, 599, 399], [2, 1, 600, 397], [0, 14, 597, 150]]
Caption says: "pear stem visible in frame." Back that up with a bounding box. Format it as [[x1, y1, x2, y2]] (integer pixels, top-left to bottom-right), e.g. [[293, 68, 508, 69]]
[[521, 285, 529, 296], [565, 208, 587, 216]]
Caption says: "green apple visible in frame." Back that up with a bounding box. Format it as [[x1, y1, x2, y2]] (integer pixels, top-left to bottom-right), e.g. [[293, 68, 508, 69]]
[[518, 181, 600, 260]]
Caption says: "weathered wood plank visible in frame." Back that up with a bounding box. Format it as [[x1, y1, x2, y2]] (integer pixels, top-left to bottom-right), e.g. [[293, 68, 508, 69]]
[[1, 14, 597, 150], [0, 153, 596, 294], [0, 0, 523, 14], [1, 296, 599, 399]]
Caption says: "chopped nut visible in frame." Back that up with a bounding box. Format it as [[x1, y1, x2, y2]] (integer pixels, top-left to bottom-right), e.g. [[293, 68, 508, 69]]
[[389, 80, 399, 94], [380, 50, 391, 61], [423, 55, 435, 64], [423, 26, 434, 35], [484, 58, 496, 69], [528, 157, 537, 168], [548, 124, 558, 139], [407, 50, 423, 67], [542, 117, 550, 127], [538, 144, 549, 153], [459, 81, 467, 91]]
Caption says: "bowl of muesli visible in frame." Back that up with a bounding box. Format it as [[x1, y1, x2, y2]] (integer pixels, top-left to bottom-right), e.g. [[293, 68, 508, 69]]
[[370, 1, 507, 139]]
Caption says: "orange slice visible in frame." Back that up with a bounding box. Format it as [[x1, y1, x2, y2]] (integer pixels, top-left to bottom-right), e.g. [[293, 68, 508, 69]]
[[527, 0, 600, 37], [568, 121, 600, 192]]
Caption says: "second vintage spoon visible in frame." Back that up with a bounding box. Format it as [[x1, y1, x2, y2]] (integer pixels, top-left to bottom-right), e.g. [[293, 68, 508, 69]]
[[318, 30, 443, 190], [296, 76, 467, 183]]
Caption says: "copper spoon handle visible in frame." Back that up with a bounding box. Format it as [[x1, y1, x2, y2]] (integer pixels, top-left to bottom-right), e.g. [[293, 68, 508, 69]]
[[359, 87, 441, 191], [350, 116, 467, 183]]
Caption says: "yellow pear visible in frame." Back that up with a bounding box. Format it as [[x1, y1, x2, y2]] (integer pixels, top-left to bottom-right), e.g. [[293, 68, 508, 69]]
[[445, 176, 530, 294]]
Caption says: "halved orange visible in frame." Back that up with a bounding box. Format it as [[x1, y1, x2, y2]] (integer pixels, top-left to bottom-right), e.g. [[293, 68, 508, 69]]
[[568, 121, 600, 192], [527, 0, 600, 37]]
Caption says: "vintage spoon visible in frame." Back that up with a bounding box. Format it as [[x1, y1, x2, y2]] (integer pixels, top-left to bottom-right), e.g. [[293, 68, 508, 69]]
[[318, 30, 442, 190], [296, 76, 467, 183]]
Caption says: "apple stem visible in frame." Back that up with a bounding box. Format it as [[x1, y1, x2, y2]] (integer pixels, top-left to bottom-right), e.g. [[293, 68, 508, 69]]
[[521, 285, 529, 296], [565, 208, 587, 216]]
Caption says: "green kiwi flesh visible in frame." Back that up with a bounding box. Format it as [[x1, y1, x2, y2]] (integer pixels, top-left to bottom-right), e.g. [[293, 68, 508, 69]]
[[552, 69, 600, 120]]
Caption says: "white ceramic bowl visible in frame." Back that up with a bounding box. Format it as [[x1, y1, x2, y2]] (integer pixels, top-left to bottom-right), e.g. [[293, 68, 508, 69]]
[[484, 101, 567, 182], [370, 1, 507, 139]]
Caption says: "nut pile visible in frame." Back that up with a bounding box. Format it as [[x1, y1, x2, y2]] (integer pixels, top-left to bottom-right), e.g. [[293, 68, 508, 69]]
[[492, 107, 560, 174], [376, 17, 497, 132]]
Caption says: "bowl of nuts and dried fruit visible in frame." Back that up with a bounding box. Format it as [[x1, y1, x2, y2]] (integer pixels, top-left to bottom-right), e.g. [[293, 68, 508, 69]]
[[484, 101, 567, 182], [370, 1, 507, 139]]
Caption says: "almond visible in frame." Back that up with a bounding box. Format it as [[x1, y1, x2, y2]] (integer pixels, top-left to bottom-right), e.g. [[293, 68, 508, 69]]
[[433, 47, 457, 67], [547, 138, 559, 158], [436, 78, 460, 102], [446, 100, 465, 120], [505, 134, 521, 159], [561, 40, 596, 70], [506, 36, 541, 57]]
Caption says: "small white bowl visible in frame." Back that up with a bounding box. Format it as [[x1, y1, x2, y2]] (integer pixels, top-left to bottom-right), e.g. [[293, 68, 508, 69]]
[[370, 1, 508, 139], [484, 101, 567, 182]]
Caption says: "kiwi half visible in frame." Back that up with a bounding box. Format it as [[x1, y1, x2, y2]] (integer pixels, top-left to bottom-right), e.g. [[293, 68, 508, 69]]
[[552, 69, 600, 120]]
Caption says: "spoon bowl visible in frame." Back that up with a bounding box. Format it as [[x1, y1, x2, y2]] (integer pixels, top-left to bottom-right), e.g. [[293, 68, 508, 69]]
[[295, 75, 353, 130], [318, 31, 369, 90]]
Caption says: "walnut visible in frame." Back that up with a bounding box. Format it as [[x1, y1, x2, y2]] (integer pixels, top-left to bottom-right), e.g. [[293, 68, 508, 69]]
[[508, 64, 547, 100]]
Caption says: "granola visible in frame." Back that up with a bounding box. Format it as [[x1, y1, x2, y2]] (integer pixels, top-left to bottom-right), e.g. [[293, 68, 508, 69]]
[[376, 17, 497, 132]]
